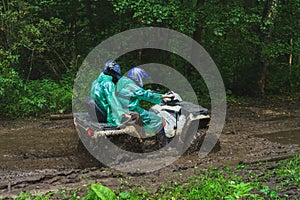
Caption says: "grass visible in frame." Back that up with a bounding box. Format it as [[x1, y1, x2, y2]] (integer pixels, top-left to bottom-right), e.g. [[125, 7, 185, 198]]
[[119, 168, 262, 200], [15, 156, 300, 200]]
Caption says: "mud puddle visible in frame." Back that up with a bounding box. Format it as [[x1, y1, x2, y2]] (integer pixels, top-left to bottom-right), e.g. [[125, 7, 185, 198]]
[[0, 127, 78, 171], [257, 129, 300, 146], [0, 120, 100, 173]]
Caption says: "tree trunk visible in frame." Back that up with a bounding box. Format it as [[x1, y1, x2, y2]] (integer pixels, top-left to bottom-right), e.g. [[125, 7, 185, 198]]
[[259, 57, 269, 95], [85, 0, 97, 35], [187, 0, 204, 77], [257, 0, 278, 95], [288, 38, 293, 90]]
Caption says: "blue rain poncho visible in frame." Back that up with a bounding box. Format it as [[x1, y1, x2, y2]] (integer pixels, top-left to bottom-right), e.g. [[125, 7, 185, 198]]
[[116, 76, 164, 135], [90, 72, 125, 127]]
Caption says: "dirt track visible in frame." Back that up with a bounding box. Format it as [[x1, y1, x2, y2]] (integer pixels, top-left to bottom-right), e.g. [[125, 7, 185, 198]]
[[0, 99, 300, 199]]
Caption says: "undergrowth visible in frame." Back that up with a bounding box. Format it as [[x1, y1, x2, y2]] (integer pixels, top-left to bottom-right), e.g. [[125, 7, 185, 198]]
[[13, 156, 300, 200]]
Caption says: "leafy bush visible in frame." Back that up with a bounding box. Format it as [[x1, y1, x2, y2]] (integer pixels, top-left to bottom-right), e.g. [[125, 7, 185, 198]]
[[19, 79, 72, 117], [0, 77, 72, 118], [0, 68, 23, 117], [0, 50, 23, 117], [0, 48, 72, 118]]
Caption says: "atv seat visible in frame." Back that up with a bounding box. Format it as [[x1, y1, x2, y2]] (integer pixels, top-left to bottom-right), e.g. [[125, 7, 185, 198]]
[[85, 97, 107, 123]]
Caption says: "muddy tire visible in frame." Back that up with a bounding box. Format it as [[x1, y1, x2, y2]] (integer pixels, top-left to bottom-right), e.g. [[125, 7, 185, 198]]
[[183, 129, 220, 155], [108, 134, 145, 153]]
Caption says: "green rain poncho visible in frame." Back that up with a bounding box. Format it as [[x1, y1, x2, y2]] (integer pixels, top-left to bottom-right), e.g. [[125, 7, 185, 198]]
[[116, 76, 164, 135], [90, 72, 125, 127]]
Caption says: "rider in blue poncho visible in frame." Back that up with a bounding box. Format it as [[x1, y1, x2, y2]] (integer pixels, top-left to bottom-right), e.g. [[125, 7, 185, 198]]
[[89, 60, 126, 127], [116, 67, 174, 146]]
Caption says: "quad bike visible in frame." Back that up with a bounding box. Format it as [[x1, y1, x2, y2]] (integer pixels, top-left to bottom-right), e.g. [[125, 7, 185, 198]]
[[74, 91, 219, 160]]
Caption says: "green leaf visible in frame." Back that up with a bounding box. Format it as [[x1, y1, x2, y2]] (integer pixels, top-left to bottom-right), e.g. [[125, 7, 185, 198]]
[[91, 183, 117, 200], [119, 192, 131, 199]]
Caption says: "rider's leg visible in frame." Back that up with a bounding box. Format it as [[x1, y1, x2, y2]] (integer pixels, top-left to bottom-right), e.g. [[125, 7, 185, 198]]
[[159, 128, 169, 147]]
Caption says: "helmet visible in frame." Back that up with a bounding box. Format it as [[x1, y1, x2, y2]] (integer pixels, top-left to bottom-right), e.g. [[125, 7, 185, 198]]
[[103, 60, 121, 80], [127, 67, 150, 87]]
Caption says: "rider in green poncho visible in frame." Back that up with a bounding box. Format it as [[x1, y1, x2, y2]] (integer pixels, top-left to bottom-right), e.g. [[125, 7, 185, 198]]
[[89, 60, 126, 127], [116, 67, 174, 146]]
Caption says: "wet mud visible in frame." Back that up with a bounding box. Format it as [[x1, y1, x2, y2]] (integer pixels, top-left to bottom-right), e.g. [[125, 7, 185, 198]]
[[0, 99, 300, 199]]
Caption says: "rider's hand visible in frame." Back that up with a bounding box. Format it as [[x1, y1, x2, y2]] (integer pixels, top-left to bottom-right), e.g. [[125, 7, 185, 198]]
[[122, 112, 140, 122], [162, 94, 175, 99], [124, 113, 131, 119]]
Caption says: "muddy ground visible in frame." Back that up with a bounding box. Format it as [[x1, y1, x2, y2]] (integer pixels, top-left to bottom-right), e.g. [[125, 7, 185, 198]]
[[0, 97, 300, 199]]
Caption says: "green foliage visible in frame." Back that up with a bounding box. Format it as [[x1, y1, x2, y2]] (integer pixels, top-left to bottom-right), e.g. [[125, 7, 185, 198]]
[[14, 156, 300, 199], [0, 50, 23, 116], [116, 168, 261, 200], [15, 190, 57, 200], [0, 77, 72, 118], [84, 183, 117, 200], [276, 156, 300, 186], [1, 0, 300, 117], [0, 49, 20, 70], [109, 0, 300, 95], [110, 0, 198, 34], [225, 182, 258, 200], [19, 79, 72, 116]]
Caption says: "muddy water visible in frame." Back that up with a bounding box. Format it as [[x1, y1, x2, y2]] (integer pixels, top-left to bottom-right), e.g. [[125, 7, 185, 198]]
[[258, 129, 300, 146], [1, 128, 72, 171], [0, 120, 99, 172]]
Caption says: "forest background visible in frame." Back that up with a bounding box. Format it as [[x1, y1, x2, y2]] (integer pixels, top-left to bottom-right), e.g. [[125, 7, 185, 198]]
[[1, 0, 299, 118]]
